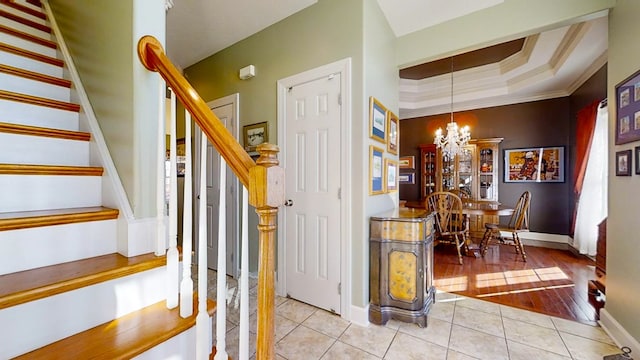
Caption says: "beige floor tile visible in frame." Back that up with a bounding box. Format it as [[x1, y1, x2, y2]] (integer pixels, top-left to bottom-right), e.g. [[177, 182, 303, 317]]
[[446, 349, 480, 360], [502, 317, 569, 356], [499, 304, 555, 328], [453, 305, 504, 337], [507, 340, 571, 360], [321, 341, 381, 360], [303, 309, 350, 338], [338, 323, 397, 358], [453, 296, 501, 315], [219, 325, 257, 360], [398, 317, 452, 348], [552, 316, 615, 344], [436, 291, 460, 302], [448, 324, 509, 360], [383, 318, 404, 330], [276, 298, 318, 323], [384, 332, 448, 360], [559, 332, 622, 360], [276, 325, 335, 360], [429, 301, 456, 322]]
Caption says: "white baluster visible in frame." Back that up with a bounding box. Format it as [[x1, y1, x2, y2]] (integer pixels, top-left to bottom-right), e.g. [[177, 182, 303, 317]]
[[214, 157, 228, 360], [239, 186, 249, 360], [196, 131, 210, 359], [166, 90, 179, 309], [180, 111, 193, 318], [155, 81, 167, 256]]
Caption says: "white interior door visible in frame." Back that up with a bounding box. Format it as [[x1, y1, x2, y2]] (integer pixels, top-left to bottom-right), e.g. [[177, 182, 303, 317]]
[[284, 74, 342, 313], [195, 94, 240, 277]]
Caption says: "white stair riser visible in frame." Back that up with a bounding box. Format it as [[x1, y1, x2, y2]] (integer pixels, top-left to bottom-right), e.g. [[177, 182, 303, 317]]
[[134, 320, 211, 360], [0, 219, 117, 275], [0, 266, 168, 359], [12, 0, 43, 13], [0, 99, 79, 130], [0, 50, 63, 78], [0, 8, 51, 40], [0, 174, 102, 212], [0, 133, 89, 166], [0, 72, 70, 102], [0, 32, 57, 58], [0, 3, 49, 27]]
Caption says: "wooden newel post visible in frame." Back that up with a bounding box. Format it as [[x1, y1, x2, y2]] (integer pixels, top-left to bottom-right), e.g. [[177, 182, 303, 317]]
[[249, 143, 284, 359]]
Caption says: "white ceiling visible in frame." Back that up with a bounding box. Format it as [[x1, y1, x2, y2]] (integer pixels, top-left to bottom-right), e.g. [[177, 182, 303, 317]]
[[165, 1, 608, 118]]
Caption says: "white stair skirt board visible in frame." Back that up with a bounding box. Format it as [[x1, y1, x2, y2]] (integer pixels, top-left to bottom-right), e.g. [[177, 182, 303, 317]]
[[0, 72, 71, 102], [0, 133, 90, 166], [0, 33, 57, 59], [0, 9, 52, 41], [0, 266, 167, 359], [133, 318, 212, 360], [0, 3, 49, 27], [0, 219, 118, 275], [0, 51, 63, 78], [0, 175, 102, 212], [0, 99, 79, 131]]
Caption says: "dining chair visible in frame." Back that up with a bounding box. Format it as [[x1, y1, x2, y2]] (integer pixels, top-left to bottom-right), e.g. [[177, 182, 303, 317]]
[[426, 191, 469, 265], [479, 190, 531, 262]]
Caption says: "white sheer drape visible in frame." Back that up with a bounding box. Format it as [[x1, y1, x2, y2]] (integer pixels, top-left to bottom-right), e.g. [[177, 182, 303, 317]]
[[573, 103, 608, 255]]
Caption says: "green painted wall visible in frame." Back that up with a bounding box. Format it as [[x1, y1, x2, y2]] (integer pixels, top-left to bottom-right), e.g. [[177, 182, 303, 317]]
[[49, 0, 164, 217], [606, 0, 640, 344]]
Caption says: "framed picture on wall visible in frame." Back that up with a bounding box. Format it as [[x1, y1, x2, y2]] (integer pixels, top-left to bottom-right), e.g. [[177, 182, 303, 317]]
[[615, 68, 640, 144], [636, 146, 640, 175], [504, 146, 565, 182], [399, 173, 415, 184], [386, 111, 399, 155], [385, 158, 398, 192], [616, 149, 632, 176], [243, 121, 268, 152], [369, 97, 387, 144], [369, 146, 385, 195], [399, 156, 415, 169]]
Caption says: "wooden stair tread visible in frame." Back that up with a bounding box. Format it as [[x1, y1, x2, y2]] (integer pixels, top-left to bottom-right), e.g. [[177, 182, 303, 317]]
[[14, 298, 217, 360], [0, 121, 90, 141], [0, 206, 118, 231], [0, 163, 103, 175], [0, 41, 63, 67], [0, 0, 47, 20], [0, 90, 79, 112], [0, 10, 51, 33], [0, 63, 71, 87], [0, 22, 54, 48], [0, 252, 166, 309]]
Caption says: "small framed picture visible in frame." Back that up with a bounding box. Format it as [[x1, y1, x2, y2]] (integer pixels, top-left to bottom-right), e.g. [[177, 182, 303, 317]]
[[369, 97, 387, 144], [615, 68, 640, 144], [399, 156, 415, 169], [385, 158, 398, 192], [243, 121, 268, 152], [635, 146, 640, 175], [616, 149, 632, 176], [399, 173, 415, 184], [369, 146, 384, 195], [386, 111, 399, 155]]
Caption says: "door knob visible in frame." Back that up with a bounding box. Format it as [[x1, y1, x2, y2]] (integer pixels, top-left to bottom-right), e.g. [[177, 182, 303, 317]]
[[284, 199, 293, 207]]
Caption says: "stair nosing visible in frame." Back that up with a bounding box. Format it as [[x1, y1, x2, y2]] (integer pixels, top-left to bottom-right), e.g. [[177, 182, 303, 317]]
[[0, 90, 79, 112], [0, 10, 51, 33], [0, 0, 47, 20], [0, 206, 118, 231], [0, 122, 90, 141], [0, 41, 64, 67], [0, 252, 167, 310], [0, 163, 103, 176], [0, 63, 71, 87], [0, 22, 55, 49]]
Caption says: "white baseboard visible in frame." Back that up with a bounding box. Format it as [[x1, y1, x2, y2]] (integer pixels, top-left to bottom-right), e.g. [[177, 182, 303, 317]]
[[349, 304, 370, 327], [499, 231, 570, 249], [599, 308, 640, 356]]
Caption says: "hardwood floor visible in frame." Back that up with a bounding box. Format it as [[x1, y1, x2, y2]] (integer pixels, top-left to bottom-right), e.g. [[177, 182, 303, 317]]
[[433, 242, 599, 325]]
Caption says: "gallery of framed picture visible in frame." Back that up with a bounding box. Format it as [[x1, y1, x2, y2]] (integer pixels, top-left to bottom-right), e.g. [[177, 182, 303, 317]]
[[615, 68, 640, 177], [368, 96, 400, 194]]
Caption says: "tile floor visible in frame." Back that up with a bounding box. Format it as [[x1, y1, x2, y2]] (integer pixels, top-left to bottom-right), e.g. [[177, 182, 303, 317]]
[[206, 270, 622, 360]]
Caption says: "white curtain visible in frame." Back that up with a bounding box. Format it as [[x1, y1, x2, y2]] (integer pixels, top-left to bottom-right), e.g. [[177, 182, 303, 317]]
[[573, 103, 608, 255]]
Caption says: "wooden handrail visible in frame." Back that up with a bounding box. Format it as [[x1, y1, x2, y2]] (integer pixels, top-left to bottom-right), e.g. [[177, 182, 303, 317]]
[[137, 35, 254, 188]]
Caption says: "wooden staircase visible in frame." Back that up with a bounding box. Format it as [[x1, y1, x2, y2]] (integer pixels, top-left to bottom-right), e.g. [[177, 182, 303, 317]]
[[0, 1, 213, 358]]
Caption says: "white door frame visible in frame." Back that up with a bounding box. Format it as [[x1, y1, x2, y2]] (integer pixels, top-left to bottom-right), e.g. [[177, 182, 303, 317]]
[[194, 93, 241, 277], [276, 58, 352, 320]]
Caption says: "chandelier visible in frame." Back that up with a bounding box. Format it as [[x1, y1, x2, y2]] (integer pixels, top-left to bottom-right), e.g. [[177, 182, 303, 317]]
[[434, 57, 471, 157]]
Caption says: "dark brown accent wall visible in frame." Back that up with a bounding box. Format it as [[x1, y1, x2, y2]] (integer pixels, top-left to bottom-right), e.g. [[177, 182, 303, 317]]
[[399, 64, 607, 235]]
